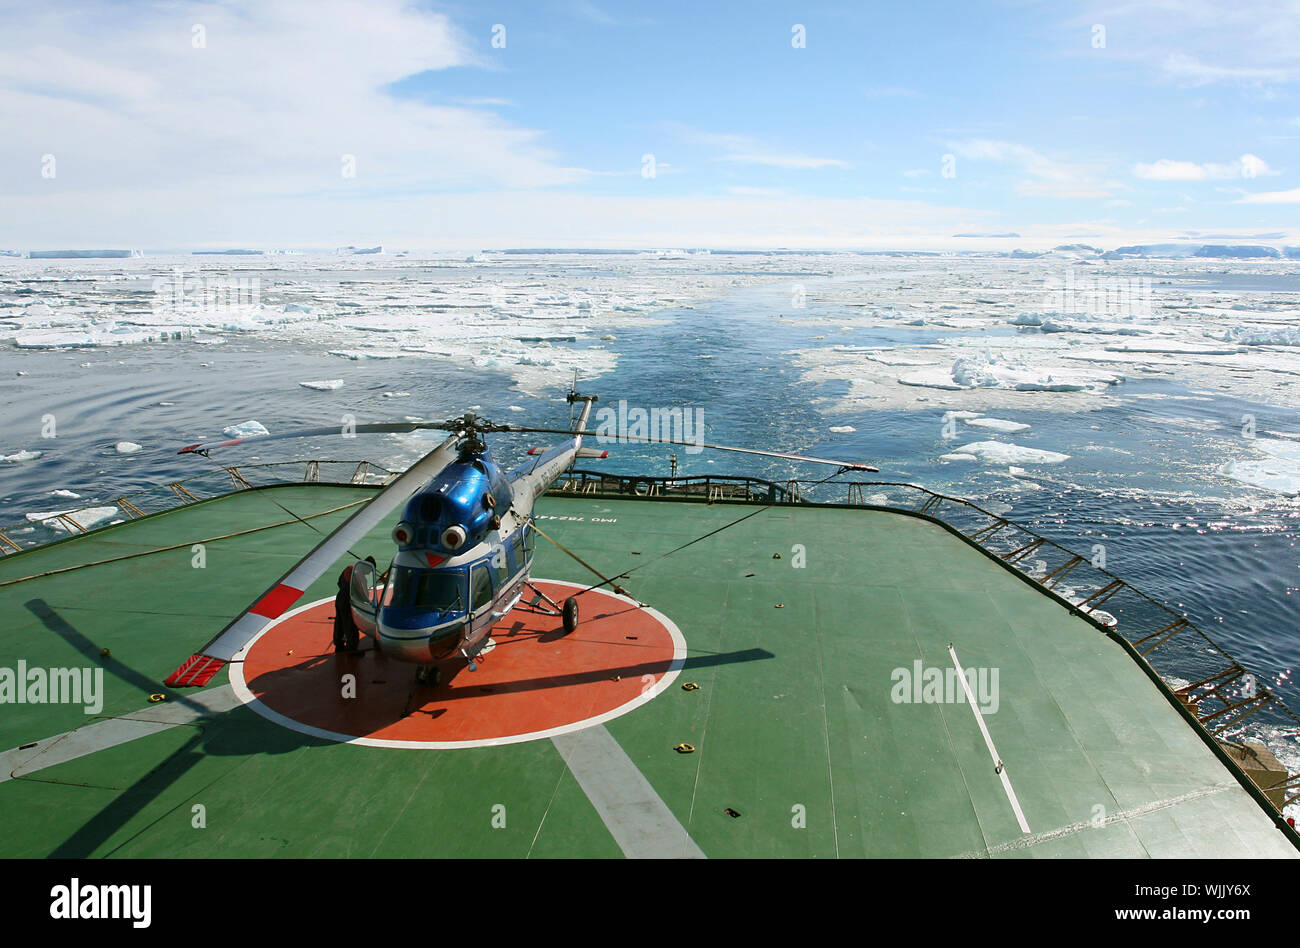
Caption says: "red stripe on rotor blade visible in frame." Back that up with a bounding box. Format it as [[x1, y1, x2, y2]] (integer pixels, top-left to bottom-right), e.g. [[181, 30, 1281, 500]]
[[251, 583, 304, 619], [164, 654, 227, 688]]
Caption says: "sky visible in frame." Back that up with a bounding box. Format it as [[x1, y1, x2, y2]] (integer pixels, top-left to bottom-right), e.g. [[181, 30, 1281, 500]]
[[2, 0, 1299, 250]]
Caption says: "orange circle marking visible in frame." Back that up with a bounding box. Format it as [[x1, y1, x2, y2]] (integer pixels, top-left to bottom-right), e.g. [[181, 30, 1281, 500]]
[[230, 581, 685, 748]]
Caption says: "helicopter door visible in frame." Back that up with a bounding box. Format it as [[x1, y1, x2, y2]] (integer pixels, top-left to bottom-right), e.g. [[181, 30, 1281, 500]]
[[467, 562, 494, 639], [349, 560, 378, 634]]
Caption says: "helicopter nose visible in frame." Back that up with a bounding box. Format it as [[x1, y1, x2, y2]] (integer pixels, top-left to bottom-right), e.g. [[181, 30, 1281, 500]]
[[427, 620, 466, 660]]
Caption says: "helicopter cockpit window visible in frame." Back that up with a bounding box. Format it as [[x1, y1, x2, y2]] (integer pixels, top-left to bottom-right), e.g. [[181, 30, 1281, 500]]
[[470, 564, 493, 611], [389, 567, 464, 612]]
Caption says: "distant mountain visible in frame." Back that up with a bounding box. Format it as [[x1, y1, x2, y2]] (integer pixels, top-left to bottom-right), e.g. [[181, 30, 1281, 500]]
[[1103, 243, 1289, 260], [1108, 244, 1202, 258], [29, 249, 143, 259], [1192, 245, 1282, 259]]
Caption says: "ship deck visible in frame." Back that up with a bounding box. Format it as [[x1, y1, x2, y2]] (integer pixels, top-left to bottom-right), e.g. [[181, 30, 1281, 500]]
[[0, 483, 1294, 858]]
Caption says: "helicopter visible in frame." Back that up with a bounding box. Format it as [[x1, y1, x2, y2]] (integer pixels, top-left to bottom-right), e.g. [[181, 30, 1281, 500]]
[[164, 385, 877, 691]]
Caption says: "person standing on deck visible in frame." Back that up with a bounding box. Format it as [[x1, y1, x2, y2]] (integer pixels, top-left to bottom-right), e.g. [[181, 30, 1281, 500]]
[[334, 557, 376, 654]]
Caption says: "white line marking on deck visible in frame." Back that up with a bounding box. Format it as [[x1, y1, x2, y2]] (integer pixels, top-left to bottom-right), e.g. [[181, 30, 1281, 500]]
[[954, 784, 1239, 857], [0, 685, 241, 781], [552, 724, 705, 859], [948, 644, 1031, 834]]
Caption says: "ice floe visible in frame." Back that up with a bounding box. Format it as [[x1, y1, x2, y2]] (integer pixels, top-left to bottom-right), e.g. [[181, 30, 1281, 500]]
[[965, 417, 1030, 433], [1218, 439, 1300, 497], [1, 449, 42, 463], [223, 420, 270, 439], [901, 354, 1121, 393], [300, 379, 344, 391], [26, 505, 118, 531], [114, 442, 142, 454], [940, 441, 1070, 465]]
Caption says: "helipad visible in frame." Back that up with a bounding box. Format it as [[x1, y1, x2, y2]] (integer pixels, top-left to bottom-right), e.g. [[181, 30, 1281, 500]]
[[230, 580, 687, 748]]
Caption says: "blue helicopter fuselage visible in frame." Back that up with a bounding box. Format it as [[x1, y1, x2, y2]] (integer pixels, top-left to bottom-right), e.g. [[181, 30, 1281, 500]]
[[348, 439, 572, 666]]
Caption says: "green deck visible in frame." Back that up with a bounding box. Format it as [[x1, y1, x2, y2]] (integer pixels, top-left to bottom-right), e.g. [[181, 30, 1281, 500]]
[[0, 483, 1294, 858]]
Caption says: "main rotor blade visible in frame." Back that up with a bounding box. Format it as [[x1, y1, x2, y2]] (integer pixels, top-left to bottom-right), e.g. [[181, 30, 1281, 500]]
[[178, 422, 450, 454], [165, 432, 462, 686], [496, 425, 879, 472]]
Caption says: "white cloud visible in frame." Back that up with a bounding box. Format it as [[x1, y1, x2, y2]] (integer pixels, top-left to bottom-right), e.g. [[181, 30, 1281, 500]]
[[1063, 4, 1300, 90], [1238, 188, 1300, 204], [0, 0, 589, 209], [1162, 53, 1294, 87], [1134, 154, 1277, 180], [2, 186, 992, 249], [947, 139, 1112, 199], [1133, 159, 1209, 181]]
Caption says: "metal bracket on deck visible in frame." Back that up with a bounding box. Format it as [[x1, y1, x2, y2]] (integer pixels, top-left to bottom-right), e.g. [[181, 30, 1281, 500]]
[[1176, 665, 1276, 734], [518, 582, 564, 616], [968, 518, 1009, 543], [166, 482, 200, 503], [224, 466, 253, 490], [1040, 555, 1084, 590], [1134, 618, 1190, 657], [1075, 579, 1123, 614], [1001, 538, 1043, 564], [51, 513, 86, 533]]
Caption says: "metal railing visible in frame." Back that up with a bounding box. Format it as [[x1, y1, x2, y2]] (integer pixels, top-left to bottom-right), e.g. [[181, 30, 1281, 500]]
[[0, 460, 397, 553]]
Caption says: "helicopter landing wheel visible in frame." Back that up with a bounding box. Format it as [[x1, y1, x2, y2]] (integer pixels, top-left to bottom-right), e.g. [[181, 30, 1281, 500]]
[[562, 597, 579, 635], [416, 665, 441, 686]]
